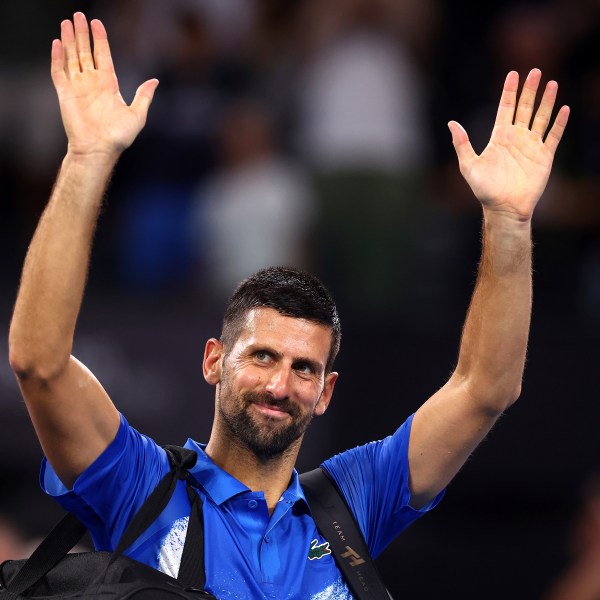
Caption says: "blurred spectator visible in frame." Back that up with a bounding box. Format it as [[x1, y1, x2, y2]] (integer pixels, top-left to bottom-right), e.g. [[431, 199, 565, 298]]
[[93, 0, 256, 93], [104, 1, 249, 291], [191, 100, 315, 303], [430, 0, 600, 332], [297, 0, 432, 173], [545, 476, 600, 600], [294, 0, 440, 317]]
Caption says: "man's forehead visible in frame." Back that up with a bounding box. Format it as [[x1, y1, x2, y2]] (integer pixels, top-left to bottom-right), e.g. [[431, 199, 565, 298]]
[[240, 307, 329, 335], [235, 307, 332, 352]]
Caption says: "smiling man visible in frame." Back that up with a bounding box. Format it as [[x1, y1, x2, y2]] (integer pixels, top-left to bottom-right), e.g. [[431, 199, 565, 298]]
[[208, 306, 336, 464], [8, 12, 569, 599]]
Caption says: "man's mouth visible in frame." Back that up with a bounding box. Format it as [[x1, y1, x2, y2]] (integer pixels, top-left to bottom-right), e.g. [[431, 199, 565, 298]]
[[251, 401, 289, 419]]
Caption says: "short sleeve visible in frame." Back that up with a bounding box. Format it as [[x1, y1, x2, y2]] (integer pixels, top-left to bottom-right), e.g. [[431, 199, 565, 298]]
[[321, 413, 444, 558], [40, 413, 171, 552]]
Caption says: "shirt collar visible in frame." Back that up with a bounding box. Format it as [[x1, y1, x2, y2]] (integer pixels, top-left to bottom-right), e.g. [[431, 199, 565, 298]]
[[183, 438, 308, 508]]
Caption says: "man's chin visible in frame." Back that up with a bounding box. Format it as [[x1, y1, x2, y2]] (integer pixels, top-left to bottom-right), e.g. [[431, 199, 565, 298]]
[[221, 402, 311, 460], [244, 419, 304, 459]]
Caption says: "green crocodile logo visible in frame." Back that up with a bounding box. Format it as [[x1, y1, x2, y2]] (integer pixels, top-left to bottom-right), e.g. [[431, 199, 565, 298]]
[[308, 539, 332, 560]]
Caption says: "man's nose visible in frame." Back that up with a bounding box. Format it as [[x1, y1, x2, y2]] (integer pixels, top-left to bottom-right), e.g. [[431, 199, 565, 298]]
[[265, 366, 291, 399]]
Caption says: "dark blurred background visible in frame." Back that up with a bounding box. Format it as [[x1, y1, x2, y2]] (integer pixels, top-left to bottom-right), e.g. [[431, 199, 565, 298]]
[[1, 0, 600, 598]]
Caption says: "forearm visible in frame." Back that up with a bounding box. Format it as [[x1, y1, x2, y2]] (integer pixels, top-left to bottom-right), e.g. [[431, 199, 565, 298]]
[[452, 209, 532, 410], [9, 152, 117, 379], [407, 71, 567, 505]]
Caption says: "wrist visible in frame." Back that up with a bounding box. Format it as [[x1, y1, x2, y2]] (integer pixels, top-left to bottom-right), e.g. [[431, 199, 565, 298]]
[[63, 147, 121, 172], [481, 208, 532, 266], [482, 207, 533, 232], [57, 151, 118, 202]]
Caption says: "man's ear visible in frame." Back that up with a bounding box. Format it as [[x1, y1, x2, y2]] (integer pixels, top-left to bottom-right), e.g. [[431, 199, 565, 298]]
[[203, 338, 223, 385], [314, 372, 338, 417]]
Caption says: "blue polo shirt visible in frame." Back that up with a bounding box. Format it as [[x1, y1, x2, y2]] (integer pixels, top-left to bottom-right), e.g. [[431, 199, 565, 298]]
[[41, 413, 442, 599]]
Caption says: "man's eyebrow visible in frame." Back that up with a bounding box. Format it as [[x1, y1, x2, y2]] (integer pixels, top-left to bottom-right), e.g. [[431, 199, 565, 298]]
[[292, 356, 324, 373], [247, 345, 324, 373], [247, 344, 283, 359]]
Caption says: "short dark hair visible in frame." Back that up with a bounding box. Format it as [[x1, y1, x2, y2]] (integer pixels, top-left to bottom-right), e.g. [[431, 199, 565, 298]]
[[221, 267, 341, 372]]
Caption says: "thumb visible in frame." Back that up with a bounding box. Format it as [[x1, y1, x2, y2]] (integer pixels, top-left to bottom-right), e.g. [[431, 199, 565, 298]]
[[448, 120, 476, 169], [131, 78, 159, 122]]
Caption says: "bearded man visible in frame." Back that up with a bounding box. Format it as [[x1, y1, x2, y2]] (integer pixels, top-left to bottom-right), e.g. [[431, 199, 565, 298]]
[[8, 12, 569, 599]]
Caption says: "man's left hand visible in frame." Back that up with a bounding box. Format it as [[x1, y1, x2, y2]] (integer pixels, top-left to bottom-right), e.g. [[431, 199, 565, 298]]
[[449, 68, 570, 222]]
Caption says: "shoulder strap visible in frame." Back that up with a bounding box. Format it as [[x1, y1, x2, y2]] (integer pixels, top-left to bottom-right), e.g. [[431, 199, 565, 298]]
[[300, 467, 393, 600], [6, 445, 205, 596], [109, 446, 205, 586], [111, 445, 198, 559], [2, 512, 87, 595]]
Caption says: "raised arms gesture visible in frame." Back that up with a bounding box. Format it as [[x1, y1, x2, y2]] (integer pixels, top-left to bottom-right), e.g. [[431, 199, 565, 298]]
[[408, 70, 569, 508], [9, 14, 158, 487]]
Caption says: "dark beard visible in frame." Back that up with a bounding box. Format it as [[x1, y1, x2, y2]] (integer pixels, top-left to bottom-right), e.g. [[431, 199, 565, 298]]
[[218, 388, 314, 462]]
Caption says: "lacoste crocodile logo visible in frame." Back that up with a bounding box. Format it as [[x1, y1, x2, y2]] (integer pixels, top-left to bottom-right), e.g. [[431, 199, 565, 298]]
[[308, 539, 332, 560]]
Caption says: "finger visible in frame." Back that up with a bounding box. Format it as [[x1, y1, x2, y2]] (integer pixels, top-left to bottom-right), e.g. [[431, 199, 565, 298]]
[[531, 80, 558, 137], [50, 39, 67, 87], [544, 105, 570, 155], [131, 79, 160, 123], [495, 71, 519, 126], [73, 12, 94, 71], [514, 68, 542, 129], [90, 19, 114, 72], [61, 19, 80, 77], [448, 120, 477, 169]]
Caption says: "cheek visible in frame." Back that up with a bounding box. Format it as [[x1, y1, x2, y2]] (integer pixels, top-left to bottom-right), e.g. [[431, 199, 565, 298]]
[[230, 367, 264, 390], [298, 382, 325, 410]]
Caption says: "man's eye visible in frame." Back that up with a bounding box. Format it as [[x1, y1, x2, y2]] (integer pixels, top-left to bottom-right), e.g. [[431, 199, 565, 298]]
[[255, 351, 270, 362], [295, 363, 313, 374]]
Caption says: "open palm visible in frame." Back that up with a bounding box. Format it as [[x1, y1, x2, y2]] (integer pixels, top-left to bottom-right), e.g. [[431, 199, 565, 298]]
[[449, 69, 570, 221], [51, 13, 158, 158]]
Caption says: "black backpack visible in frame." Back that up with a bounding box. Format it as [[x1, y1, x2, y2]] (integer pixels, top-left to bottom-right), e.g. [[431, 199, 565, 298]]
[[0, 446, 392, 599]]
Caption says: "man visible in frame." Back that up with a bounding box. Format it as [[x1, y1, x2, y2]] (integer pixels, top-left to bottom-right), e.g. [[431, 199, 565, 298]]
[[8, 12, 569, 599]]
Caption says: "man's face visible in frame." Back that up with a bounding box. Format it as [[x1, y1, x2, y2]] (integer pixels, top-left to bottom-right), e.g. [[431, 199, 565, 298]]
[[206, 307, 338, 461]]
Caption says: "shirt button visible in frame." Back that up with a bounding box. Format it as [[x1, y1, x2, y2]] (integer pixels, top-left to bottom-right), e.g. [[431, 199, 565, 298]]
[[264, 536, 271, 543], [248, 499, 258, 509]]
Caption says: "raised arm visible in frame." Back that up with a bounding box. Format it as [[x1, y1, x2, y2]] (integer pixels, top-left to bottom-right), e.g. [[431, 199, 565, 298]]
[[8, 13, 158, 487], [407, 69, 569, 508]]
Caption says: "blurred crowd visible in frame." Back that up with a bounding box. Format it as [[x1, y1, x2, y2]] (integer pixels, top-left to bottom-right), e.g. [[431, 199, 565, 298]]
[[1, 1, 600, 597], [1, 0, 599, 324]]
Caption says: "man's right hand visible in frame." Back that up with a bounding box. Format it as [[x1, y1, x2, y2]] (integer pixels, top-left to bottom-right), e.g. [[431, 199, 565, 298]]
[[52, 13, 158, 160], [8, 13, 156, 488]]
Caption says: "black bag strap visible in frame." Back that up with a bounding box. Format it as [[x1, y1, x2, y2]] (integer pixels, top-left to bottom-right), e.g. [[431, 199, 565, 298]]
[[2, 512, 87, 595], [300, 467, 393, 600], [6, 445, 204, 596], [111, 445, 199, 560], [8, 449, 390, 598], [178, 482, 206, 589]]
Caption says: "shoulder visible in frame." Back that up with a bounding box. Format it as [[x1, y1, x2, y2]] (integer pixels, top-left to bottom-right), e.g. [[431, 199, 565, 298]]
[[322, 413, 415, 485], [41, 413, 172, 549]]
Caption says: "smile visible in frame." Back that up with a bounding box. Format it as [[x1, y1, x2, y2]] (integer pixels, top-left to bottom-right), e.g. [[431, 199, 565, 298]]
[[251, 402, 290, 419]]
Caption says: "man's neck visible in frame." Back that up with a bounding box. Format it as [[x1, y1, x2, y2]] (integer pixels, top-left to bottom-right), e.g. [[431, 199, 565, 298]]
[[205, 433, 302, 514]]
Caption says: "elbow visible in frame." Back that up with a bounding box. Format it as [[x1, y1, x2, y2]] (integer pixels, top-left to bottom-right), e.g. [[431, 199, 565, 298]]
[[457, 373, 523, 416], [8, 340, 69, 383], [510, 383, 522, 405], [483, 383, 522, 415], [9, 348, 38, 381], [497, 380, 522, 410], [8, 335, 29, 379]]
